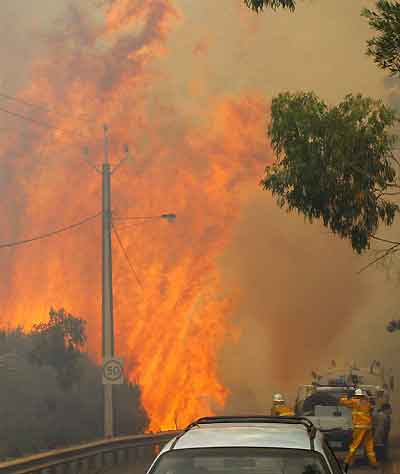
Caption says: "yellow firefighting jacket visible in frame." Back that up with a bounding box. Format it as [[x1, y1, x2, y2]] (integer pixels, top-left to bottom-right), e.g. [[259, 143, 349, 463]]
[[339, 396, 373, 429], [271, 404, 295, 417]]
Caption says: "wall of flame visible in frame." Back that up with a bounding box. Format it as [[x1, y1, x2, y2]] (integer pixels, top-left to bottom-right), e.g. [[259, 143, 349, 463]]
[[0, 0, 271, 431]]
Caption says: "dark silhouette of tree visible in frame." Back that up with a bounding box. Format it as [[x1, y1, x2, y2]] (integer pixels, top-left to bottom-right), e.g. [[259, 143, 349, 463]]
[[0, 310, 148, 460], [387, 320, 400, 332], [244, 0, 296, 12], [29, 308, 87, 389], [363, 1, 400, 77]]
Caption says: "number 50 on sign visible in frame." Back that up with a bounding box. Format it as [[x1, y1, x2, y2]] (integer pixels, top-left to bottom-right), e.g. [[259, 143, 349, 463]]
[[102, 357, 124, 385]]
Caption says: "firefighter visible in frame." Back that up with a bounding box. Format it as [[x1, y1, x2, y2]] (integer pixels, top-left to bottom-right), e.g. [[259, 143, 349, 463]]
[[271, 393, 294, 416], [340, 388, 378, 470], [375, 386, 390, 411]]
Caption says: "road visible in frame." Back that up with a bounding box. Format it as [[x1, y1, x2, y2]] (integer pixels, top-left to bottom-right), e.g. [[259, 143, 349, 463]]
[[335, 436, 400, 474], [103, 436, 400, 474]]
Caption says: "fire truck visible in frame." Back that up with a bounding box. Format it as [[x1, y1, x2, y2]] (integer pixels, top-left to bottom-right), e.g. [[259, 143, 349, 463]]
[[294, 361, 394, 461]]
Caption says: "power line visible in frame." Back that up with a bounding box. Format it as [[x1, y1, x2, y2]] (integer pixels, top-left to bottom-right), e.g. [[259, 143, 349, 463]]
[[0, 92, 50, 113], [0, 211, 102, 250], [111, 221, 143, 290], [370, 235, 400, 245], [0, 105, 89, 140], [0, 105, 56, 131], [0, 105, 101, 171], [111, 221, 150, 230], [0, 91, 96, 125]]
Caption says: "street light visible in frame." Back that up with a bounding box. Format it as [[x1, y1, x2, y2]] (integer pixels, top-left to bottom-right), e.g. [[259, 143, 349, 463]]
[[160, 213, 177, 222], [105, 210, 176, 437], [97, 125, 178, 438], [112, 213, 177, 222]]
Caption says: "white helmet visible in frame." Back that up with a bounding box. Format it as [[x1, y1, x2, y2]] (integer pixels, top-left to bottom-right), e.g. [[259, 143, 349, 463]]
[[354, 388, 364, 397], [273, 393, 285, 403]]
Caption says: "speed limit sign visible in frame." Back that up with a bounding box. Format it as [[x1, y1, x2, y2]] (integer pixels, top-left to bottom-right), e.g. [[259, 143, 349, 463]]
[[102, 357, 124, 385]]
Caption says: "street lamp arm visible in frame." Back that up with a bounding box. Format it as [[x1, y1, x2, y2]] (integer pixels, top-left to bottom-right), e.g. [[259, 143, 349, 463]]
[[113, 213, 177, 221], [160, 213, 177, 221]]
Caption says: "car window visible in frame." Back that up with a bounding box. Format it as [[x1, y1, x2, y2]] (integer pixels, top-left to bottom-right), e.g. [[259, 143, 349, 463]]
[[149, 448, 331, 474], [322, 442, 342, 474]]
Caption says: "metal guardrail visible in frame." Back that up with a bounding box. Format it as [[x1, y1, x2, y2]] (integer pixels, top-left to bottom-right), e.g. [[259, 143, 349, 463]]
[[0, 431, 180, 474]]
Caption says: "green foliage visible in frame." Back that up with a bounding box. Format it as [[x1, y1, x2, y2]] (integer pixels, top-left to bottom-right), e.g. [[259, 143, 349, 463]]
[[244, 0, 296, 12], [262, 91, 399, 253], [387, 319, 400, 332], [30, 308, 87, 390], [362, 1, 400, 76]]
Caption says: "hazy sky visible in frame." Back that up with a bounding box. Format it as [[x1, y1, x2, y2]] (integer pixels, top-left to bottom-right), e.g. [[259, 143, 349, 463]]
[[0, 1, 388, 92], [0, 1, 390, 109], [158, 0, 387, 112]]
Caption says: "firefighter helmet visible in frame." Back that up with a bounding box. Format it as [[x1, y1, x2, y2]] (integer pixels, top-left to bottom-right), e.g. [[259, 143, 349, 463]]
[[273, 393, 285, 403]]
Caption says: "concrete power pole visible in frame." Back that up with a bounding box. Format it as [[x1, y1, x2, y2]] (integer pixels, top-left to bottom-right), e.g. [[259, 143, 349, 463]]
[[102, 124, 115, 438], [97, 126, 172, 438]]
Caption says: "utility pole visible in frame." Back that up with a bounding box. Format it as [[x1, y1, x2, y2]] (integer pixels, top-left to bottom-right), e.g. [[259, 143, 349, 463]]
[[102, 124, 115, 438], [94, 125, 174, 438]]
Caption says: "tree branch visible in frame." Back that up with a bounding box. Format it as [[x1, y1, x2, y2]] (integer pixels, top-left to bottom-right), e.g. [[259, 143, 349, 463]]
[[357, 242, 400, 274], [385, 183, 400, 189], [370, 234, 400, 245], [391, 155, 400, 167]]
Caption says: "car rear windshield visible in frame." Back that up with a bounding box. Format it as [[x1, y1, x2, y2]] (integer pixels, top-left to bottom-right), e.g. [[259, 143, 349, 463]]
[[149, 447, 330, 474]]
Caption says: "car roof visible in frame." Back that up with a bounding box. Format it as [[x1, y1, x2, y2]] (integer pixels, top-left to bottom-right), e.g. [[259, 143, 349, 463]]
[[161, 421, 324, 453]]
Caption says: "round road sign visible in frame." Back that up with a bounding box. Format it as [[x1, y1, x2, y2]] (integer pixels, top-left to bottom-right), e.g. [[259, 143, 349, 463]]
[[103, 358, 123, 383]]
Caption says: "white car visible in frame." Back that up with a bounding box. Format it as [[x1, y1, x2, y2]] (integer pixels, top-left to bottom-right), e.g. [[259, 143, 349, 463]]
[[146, 417, 344, 474]]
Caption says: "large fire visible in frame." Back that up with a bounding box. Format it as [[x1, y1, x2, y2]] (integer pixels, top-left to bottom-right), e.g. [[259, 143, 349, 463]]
[[0, 0, 269, 431]]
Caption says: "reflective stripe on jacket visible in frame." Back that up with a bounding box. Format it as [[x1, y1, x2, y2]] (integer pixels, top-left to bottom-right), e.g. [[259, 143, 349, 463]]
[[339, 397, 372, 428], [271, 404, 295, 417]]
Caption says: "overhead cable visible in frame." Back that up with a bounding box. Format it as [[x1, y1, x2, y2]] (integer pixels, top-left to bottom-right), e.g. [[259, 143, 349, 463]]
[[0, 91, 95, 125], [111, 221, 143, 290], [0, 211, 102, 249]]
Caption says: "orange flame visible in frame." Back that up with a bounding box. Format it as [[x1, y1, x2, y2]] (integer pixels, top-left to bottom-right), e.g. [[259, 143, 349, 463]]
[[0, 0, 270, 431]]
